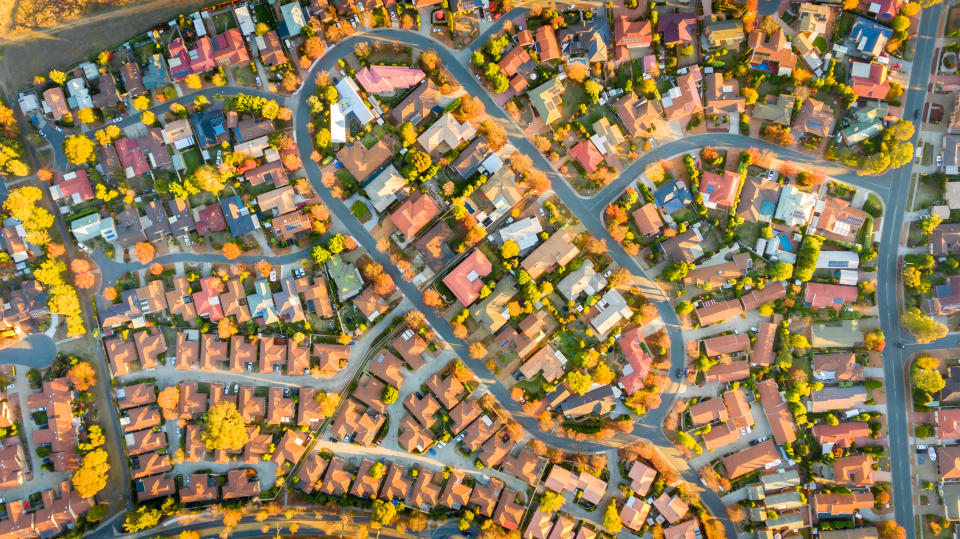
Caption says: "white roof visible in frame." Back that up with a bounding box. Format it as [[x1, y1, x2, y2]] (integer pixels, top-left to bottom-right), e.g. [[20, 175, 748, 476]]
[[364, 164, 406, 213], [331, 103, 347, 143], [235, 6, 256, 35], [498, 217, 543, 251], [17, 93, 39, 114], [335, 77, 375, 129], [815, 250, 860, 269]]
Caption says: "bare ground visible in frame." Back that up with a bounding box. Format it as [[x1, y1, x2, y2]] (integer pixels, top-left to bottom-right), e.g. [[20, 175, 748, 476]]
[[0, 0, 217, 95]]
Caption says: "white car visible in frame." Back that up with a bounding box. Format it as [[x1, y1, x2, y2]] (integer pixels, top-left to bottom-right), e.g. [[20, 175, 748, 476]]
[[938, 154, 944, 167], [112, 117, 123, 124], [256, 76, 262, 86]]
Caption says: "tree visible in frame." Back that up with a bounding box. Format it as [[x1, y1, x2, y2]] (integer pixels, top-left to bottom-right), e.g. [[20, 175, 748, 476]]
[[382, 385, 399, 404], [676, 301, 694, 315], [767, 261, 794, 281], [919, 212, 943, 236], [72, 448, 110, 498], [584, 80, 602, 104], [49, 70, 67, 85], [470, 342, 487, 359], [222, 243, 241, 260], [603, 500, 622, 533], [311, 245, 331, 264], [141, 110, 155, 125], [662, 261, 689, 282], [454, 95, 484, 121], [743, 87, 759, 105], [371, 499, 397, 528], [76, 108, 96, 124], [864, 328, 885, 351], [891, 14, 910, 31], [63, 135, 95, 164], [133, 242, 155, 264], [218, 317, 238, 340], [902, 308, 948, 344], [916, 423, 935, 437], [501, 240, 520, 259], [540, 491, 565, 512], [420, 50, 442, 71], [327, 234, 346, 254], [760, 15, 779, 34], [566, 371, 593, 395], [192, 164, 225, 193], [877, 521, 906, 539], [903, 266, 929, 293], [566, 63, 588, 82], [399, 121, 417, 147], [201, 402, 249, 450], [185, 74, 202, 89], [478, 120, 507, 150], [123, 506, 161, 532], [67, 362, 96, 391], [423, 289, 443, 307]]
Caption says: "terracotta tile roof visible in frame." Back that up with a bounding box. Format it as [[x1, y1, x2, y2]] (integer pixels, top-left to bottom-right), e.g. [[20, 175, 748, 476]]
[[404, 392, 442, 427], [705, 360, 750, 384], [653, 493, 688, 524], [426, 373, 465, 409], [368, 349, 406, 387], [757, 379, 797, 446], [132, 450, 171, 479], [125, 428, 167, 456], [520, 228, 579, 280], [117, 382, 156, 410], [409, 469, 442, 510], [632, 203, 664, 237], [804, 283, 858, 310], [379, 463, 412, 501], [180, 473, 219, 503], [105, 337, 137, 377], [122, 405, 161, 433], [398, 414, 436, 453], [462, 415, 501, 452], [297, 452, 329, 493], [695, 299, 743, 326], [353, 374, 388, 414], [350, 459, 384, 498], [812, 421, 870, 448], [442, 249, 493, 307], [311, 343, 350, 374], [620, 496, 651, 530], [701, 333, 750, 357], [627, 461, 658, 495], [230, 335, 257, 372], [238, 385, 266, 423], [243, 426, 272, 464], [739, 281, 786, 311], [813, 353, 864, 382], [833, 454, 875, 486], [477, 433, 514, 468], [440, 471, 473, 509], [136, 474, 176, 501], [752, 322, 777, 366], [812, 492, 874, 516], [132, 328, 165, 370], [722, 439, 779, 479], [470, 478, 504, 517], [267, 386, 296, 424], [393, 329, 428, 369], [222, 468, 260, 500], [500, 448, 544, 484], [321, 456, 352, 496], [535, 25, 560, 61], [271, 430, 307, 469], [175, 332, 200, 370], [449, 399, 483, 434], [389, 192, 440, 239], [493, 488, 525, 530]]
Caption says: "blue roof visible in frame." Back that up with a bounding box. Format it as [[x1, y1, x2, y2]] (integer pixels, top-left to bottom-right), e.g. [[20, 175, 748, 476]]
[[221, 196, 258, 236], [142, 54, 170, 90], [653, 181, 693, 215], [850, 17, 893, 55], [190, 109, 226, 148], [937, 284, 954, 298]]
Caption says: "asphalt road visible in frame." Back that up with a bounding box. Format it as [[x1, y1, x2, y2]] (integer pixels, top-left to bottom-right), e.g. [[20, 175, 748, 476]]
[[0, 333, 57, 367]]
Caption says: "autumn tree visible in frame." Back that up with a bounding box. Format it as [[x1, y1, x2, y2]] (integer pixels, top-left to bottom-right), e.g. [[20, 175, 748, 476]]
[[63, 135, 95, 164], [478, 120, 507, 151], [423, 289, 443, 307], [133, 242, 155, 264], [902, 308, 948, 344], [201, 402, 249, 450], [157, 386, 180, 420], [67, 361, 96, 391], [222, 242, 241, 260], [454, 95, 484, 121], [72, 448, 110, 498], [123, 506, 161, 532], [218, 317, 238, 340], [469, 342, 487, 359]]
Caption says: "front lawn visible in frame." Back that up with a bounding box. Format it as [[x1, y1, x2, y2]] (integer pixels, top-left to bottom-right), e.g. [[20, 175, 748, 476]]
[[351, 200, 371, 222], [560, 83, 587, 124], [231, 65, 258, 87], [181, 148, 204, 175]]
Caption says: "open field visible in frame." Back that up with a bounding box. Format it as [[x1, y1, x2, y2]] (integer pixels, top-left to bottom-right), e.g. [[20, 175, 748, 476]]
[[0, 0, 218, 95]]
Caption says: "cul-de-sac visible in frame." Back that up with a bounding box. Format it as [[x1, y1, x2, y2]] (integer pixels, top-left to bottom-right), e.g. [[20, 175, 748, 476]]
[[0, 0, 955, 537]]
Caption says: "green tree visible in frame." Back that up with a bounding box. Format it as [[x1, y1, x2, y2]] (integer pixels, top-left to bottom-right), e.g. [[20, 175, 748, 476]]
[[662, 261, 689, 282], [891, 15, 910, 31], [123, 506, 162, 532], [256, 22, 270, 35], [793, 236, 822, 281], [676, 301, 693, 315], [315, 128, 332, 150], [767, 261, 794, 281], [902, 308, 948, 344], [369, 461, 385, 478], [915, 423, 935, 438], [919, 212, 943, 236], [903, 266, 930, 293], [201, 402, 249, 450]]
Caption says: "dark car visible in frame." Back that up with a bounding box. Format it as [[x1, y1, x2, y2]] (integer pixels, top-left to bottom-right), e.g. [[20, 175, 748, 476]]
[[915, 109, 921, 120]]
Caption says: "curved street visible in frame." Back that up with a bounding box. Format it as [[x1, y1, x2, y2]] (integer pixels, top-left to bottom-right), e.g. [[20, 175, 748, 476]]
[[37, 4, 946, 537]]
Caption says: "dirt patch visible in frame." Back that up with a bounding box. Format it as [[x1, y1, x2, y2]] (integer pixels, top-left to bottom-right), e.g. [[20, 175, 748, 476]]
[[0, 0, 217, 95]]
